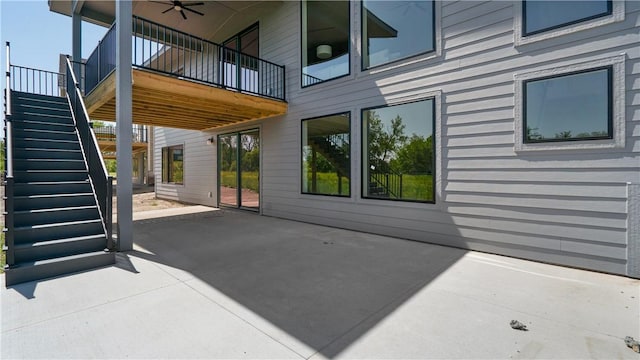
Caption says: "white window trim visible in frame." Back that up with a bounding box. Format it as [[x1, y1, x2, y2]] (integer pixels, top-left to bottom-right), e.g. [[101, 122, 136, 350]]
[[513, 55, 625, 152], [514, 0, 625, 46]]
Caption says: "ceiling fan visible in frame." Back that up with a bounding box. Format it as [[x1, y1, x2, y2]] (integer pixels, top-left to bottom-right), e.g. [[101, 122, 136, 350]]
[[149, 1, 205, 20]]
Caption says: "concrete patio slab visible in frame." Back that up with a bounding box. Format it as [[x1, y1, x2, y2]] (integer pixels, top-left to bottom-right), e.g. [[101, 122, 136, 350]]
[[2, 208, 639, 359]]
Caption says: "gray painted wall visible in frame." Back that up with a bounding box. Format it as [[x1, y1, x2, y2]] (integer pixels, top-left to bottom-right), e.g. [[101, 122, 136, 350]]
[[154, 0, 640, 277]]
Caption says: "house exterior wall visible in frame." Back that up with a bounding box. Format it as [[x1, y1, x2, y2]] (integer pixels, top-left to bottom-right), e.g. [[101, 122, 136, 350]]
[[154, 0, 640, 277]]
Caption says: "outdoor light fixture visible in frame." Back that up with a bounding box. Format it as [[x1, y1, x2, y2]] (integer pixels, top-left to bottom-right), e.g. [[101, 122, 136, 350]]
[[316, 44, 332, 59], [206, 137, 215, 145]]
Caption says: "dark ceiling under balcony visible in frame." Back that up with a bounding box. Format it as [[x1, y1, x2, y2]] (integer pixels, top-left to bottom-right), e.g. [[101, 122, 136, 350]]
[[48, 1, 283, 42]]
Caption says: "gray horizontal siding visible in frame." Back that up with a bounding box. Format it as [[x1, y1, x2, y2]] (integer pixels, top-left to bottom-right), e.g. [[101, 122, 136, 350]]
[[155, 0, 639, 276]]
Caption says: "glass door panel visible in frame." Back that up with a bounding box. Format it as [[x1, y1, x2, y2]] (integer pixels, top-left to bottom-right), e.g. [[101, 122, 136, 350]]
[[240, 130, 260, 209], [218, 134, 238, 207]]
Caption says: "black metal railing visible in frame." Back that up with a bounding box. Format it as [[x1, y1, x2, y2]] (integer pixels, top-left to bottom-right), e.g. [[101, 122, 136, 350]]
[[370, 167, 403, 199], [92, 124, 148, 143], [65, 56, 114, 249], [85, 23, 116, 95], [85, 16, 286, 101], [302, 73, 324, 87], [3, 41, 15, 268], [9, 65, 65, 97]]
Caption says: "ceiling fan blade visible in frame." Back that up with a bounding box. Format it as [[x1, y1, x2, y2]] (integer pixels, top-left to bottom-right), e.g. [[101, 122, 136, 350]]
[[180, 9, 187, 19], [184, 7, 204, 16], [162, 6, 174, 13], [182, 2, 204, 6]]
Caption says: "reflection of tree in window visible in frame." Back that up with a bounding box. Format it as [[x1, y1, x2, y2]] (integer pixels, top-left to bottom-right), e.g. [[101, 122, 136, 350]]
[[302, 113, 351, 196], [364, 100, 434, 202]]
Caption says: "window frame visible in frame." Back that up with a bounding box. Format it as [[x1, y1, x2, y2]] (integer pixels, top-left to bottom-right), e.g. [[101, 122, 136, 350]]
[[522, 0, 612, 37], [300, 0, 352, 88], [513, 55, 625, 152], [300, 111, 352, 197], [515, 0, 624, 46], [361, 98, 436, 204], [162, 144, 184, 185], [522, 66, 614, 144], [360, 0, 436, 71]]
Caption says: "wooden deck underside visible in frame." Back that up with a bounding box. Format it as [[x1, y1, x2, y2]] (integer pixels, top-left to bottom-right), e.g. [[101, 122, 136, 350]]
[[97, 140, 148, 157], [84, 70, 288, 130]]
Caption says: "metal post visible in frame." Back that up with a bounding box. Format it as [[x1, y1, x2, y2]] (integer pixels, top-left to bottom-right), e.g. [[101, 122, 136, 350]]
[[5, 42, 11, 116], [116, 0, 133, 251], [72, 10, 82, 77]]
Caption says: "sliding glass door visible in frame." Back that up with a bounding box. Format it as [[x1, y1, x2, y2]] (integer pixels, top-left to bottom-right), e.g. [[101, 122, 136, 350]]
[[218, 129, 260, 210]]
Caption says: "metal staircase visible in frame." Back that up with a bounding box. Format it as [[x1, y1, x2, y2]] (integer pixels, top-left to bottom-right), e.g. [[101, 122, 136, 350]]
[[3, 44, 114, 286]]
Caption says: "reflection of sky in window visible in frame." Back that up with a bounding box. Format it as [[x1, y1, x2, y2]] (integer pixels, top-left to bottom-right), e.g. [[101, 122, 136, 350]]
[[367, 100, 434, 138], [304, 54, 349, 81], [526, 69, 609, 139], [525, 0, 609, 34], [364, 1, 433, 68]]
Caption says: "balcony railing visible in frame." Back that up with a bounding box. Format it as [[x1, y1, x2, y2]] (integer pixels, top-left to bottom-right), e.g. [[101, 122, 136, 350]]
[[9, 65, 65, 97], [92, 125, 149, 143], [85, 16, 286, 101]]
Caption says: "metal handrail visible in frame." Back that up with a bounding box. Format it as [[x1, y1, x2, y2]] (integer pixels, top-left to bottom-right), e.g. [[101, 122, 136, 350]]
[[65, 56, 114, 249], [4, 41, 15, 267], [93, 125, 148, 143], [9, 65, 65, 97], [84, 16, 286, 101]]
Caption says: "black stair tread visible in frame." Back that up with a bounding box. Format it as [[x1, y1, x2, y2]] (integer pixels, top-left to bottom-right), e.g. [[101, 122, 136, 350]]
[[10, 113, 72, 121], [14, 218, 102, 231], [9, 250, 111, 268], [15, 137, 78, 144], [15, 180, 89, 186], [14, 158, 85, 163], [14, 192, 94, 200], [14, 128, 76, 135], [13, 119, 75, 127], [14, 147, 81, 153], [14, 205, 98, 215], [13, 234, 106, 250]]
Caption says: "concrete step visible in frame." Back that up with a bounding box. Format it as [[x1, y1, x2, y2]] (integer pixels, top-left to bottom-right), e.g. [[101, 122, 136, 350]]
[[14, 219, 104, 244], [4, 250, 115, 286], [13, 192, 95, 211], [13, 169, 88, 182], [13, 147, 83, 161], [13, 234, 107, 263], [14, 137, 80, 151], [14, 205, 100, 227], [14, 128, 77, 142], [14, 158, 86, 171], [13, 181, 92, 196]]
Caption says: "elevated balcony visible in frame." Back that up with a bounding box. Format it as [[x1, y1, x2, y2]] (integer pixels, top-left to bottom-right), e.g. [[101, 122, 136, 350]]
[[92, 125, 149, 159], [83, 16, 287, 131]]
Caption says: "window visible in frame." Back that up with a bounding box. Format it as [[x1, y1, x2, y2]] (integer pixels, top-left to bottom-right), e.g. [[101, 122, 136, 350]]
[[162, 145, 184, 184], [523, 0, 611, 36], [221, 24, 259, 92], [362, 0, 435, 69], [301, 0, 350, 87], [524, 67, 612, 143], [363, 100, 435, 203], [302, 113, 351, 196]]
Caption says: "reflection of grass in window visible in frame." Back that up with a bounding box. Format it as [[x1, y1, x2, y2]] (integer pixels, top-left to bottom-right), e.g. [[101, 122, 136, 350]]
[[172, 161, 183, 183], [221, 171, 259, 192], [304, 172, 350, 196], [400, 174, 433, 201]]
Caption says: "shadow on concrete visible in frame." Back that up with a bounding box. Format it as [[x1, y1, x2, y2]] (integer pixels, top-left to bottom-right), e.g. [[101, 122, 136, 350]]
[[132, 210, 466, 358]]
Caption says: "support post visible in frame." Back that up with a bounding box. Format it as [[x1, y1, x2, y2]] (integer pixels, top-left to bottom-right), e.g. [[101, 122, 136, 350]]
[[71, 1, 82, 76], [115, 0, 133, 251]]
